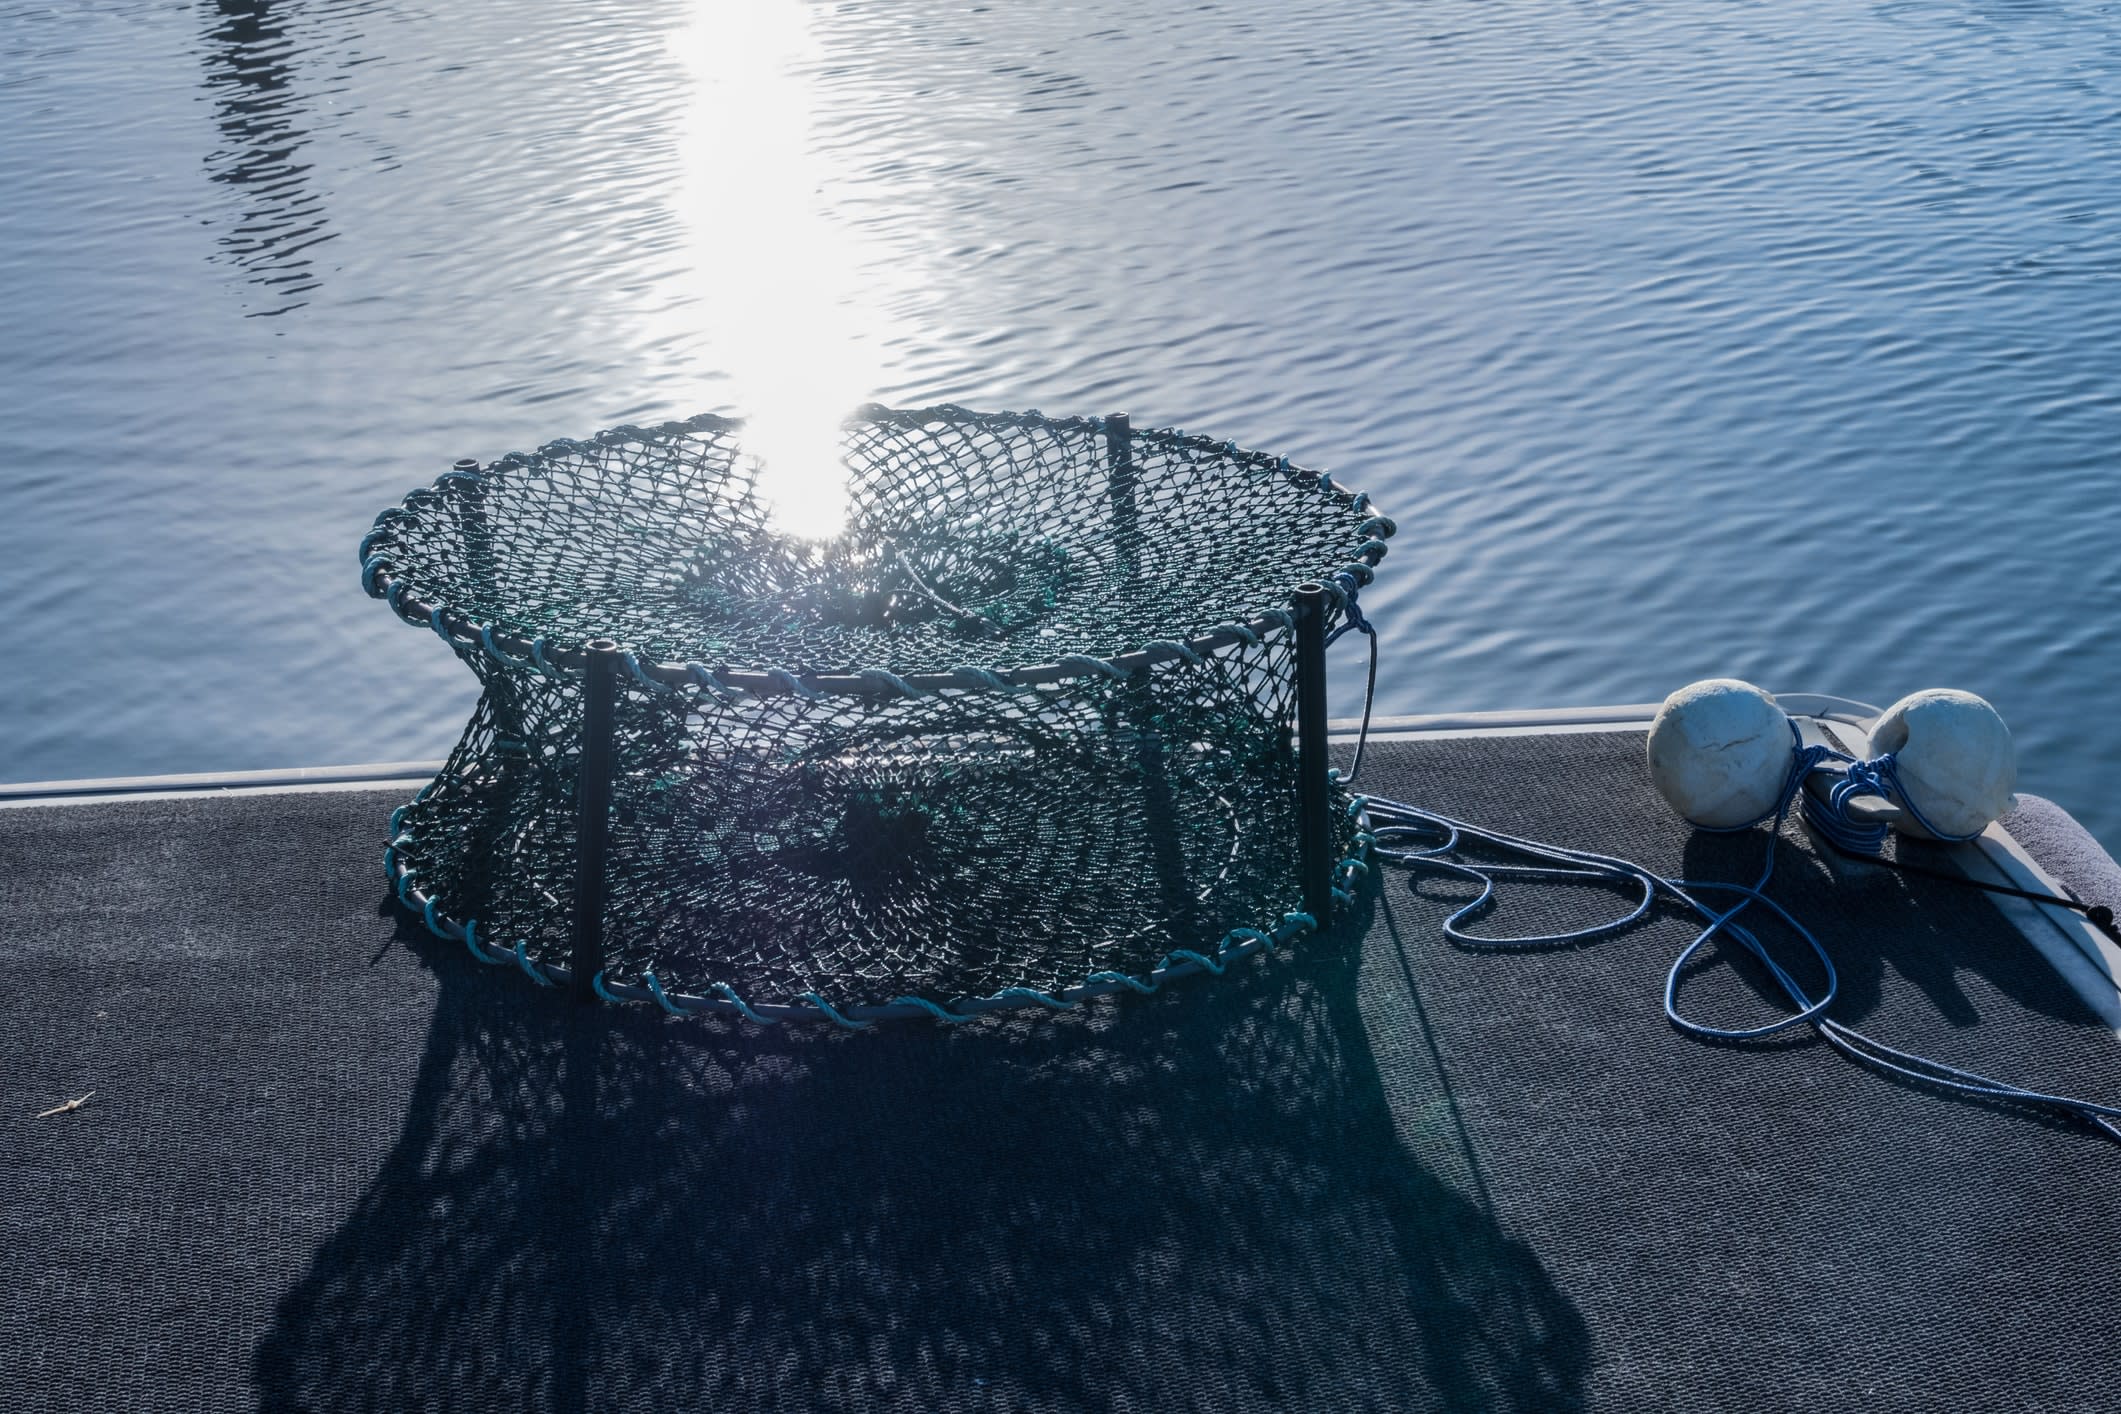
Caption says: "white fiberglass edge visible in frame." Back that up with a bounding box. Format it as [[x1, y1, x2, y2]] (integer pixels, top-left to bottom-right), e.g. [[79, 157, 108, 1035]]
[[1334, 703, 1663, 740], [0, 762, 444, 808], [1333, 691, 1885, 742]]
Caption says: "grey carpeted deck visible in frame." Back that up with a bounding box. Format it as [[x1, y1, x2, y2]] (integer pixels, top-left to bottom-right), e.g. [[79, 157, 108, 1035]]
[[5, 731, 2120, 1413]]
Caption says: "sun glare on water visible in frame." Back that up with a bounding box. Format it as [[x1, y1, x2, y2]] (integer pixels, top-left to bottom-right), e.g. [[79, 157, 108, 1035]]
[[670, 0, 884, 541]]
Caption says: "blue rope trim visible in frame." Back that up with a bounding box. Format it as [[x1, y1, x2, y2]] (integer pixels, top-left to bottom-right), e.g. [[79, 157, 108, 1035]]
[[623, 651, 679, 696], [645, 972, 689, 1016], [479, 625, 535, 670], [709, 982, 778, 1025], [767, 668, 821, 700], [990, 986, 1077, 1011], [685, 662, 743, 706], [421, 896, 464, 941], [889, 995, 980, 1023], [859, 667, 926, 699], [1055, 653, 1129, 681], [1083, 969, 1160, 995], [383, 807, 1374, 1026], [800, 992, 874, 1028], [1162, 948, 1226, 975], [513, 940, 556, 987], [463, 919, 509, 966], [950, 666, 1017, 692], [1140, 639, 1207, 666]]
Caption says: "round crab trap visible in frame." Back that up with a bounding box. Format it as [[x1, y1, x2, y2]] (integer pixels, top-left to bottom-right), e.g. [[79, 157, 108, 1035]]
[[361, 404, 1394, 1025]]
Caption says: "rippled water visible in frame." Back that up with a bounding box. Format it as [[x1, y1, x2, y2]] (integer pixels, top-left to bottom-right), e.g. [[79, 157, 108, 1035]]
[[5, 0, 2119, 845]]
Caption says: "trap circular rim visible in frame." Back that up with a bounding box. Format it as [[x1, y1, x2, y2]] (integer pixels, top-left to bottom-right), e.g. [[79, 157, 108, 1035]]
[[383, 795, 1377, 1026], [358, 403, 1396, 700]]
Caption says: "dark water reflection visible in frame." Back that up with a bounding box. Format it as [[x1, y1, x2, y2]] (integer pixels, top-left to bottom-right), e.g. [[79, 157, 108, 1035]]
[[201, 0, 335, 315], [2, 0, 2118, 847]]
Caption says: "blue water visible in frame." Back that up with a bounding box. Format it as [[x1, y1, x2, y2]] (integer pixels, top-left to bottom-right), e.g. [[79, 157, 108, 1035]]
[[5, 0, 2119, 845]]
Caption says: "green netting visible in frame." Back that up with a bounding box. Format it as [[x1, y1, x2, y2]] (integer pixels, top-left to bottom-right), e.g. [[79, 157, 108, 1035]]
[[362, 404, 1393, 1023]]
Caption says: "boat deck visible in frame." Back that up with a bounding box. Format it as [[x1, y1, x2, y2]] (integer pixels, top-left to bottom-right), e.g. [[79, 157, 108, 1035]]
[[6, 725, 2121, 1412]]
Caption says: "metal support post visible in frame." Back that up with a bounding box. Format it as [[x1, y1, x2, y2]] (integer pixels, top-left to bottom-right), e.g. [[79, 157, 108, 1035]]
[[571, 639, 620, 1000], [454, 457, 493, 592], [1106, 412, 1138, 574], [1292, 583, 1334, 926]]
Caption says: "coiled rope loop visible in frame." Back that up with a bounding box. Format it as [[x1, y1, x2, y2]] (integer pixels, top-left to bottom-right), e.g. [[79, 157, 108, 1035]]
[[1343, 670, 2121, 1139], [1359, 781, 2121, 1138]]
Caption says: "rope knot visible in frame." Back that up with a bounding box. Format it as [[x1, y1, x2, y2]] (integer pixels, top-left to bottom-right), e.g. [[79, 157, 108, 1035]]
[[1326, 572, 1374, 646], [1795, 750, 1896, 856]]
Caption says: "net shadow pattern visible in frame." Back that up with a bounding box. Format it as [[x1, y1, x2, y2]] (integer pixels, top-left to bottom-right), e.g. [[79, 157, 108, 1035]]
[[365, 407, 1390, 1016]]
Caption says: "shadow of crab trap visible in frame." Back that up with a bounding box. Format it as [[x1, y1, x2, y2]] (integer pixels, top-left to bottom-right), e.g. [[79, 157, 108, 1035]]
[[362, 405, 1394, 1024]]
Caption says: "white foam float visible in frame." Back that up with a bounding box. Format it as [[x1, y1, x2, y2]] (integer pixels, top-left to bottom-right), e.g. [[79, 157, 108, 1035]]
[[1868, 688, 2018, 839], [1645, 678, 1792, 829], [1646, 678, 2019, 841]]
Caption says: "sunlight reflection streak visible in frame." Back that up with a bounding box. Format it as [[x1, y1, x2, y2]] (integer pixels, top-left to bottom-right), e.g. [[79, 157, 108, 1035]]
[[671, 0, 882, 538]]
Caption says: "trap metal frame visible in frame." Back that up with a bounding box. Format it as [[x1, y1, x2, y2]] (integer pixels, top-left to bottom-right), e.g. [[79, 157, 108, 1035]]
[[360, 404, 1393, 1025]]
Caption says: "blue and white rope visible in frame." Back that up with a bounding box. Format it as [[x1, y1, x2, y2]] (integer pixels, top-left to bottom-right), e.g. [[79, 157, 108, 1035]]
[[1350, 731, 2121, 1142]]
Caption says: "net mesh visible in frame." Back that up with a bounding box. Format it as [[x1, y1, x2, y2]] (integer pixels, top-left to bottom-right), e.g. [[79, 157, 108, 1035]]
[[364, 405, 1392, 1019]]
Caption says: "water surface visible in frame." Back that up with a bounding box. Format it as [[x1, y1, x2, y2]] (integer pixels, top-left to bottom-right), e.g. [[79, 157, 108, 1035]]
[[5, 0, 2119, 845]]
